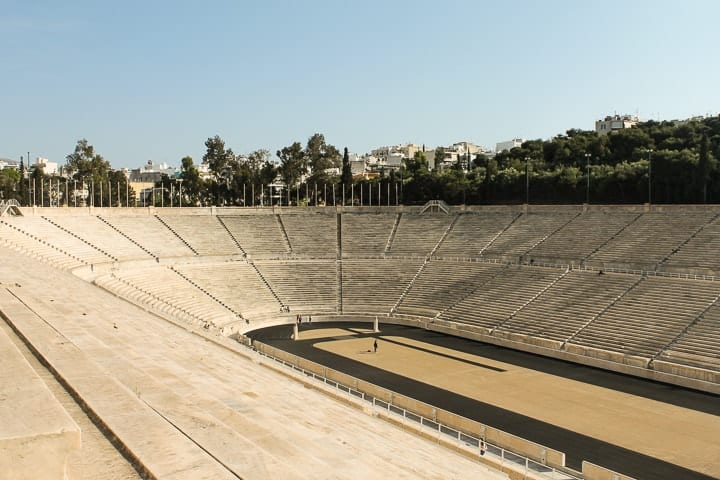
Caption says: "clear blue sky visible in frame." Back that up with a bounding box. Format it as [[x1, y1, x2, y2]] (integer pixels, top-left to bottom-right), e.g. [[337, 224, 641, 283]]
[[3, 0, 719, 169]]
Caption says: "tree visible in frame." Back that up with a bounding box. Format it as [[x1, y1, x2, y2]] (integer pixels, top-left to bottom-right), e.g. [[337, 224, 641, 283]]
[[697, 134, 715, 203], [202, 135, 235, 181], [178, 156, 203, 206], [305, 133, 341, 184], [277, 142, 306, 187], [108, 169, 134, 207], [0, 168, 20, 202], [340, 147, 352, 186], [406, 151, 429, 177], [434, 147, 446, 170], [65, 139, 111, 183], [65, 139, 112, 206], [245, 149, 271, 182], [18, 157, 26, 204]]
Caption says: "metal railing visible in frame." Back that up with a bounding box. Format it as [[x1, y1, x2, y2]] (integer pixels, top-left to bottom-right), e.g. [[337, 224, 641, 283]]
[[252, 342, 581, 480]]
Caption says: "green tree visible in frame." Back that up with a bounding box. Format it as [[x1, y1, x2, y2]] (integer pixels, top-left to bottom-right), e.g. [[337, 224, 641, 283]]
[[64, 139, 112, 206], [180, 156, 203, 206], [0, 168, 21, 202], [245, 149, 271, 182], [696, 134, 715, 203], [340, 147, 352, 186], [305, 133, 341, 184], [107, 169, 134, 206], [202, 135, 235, 181], [406, 151, 429, 177], [18, 158, 27, 204], [65, 139, 111, 183], [434, 147, 446, 170], [277, 142, 306, 187]]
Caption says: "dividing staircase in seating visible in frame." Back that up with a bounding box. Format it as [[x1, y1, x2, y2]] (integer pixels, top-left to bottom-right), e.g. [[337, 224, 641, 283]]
[[42, 216, 117, 262], [155, 215, 198, 255], [384, 213, 401, 254], [98, 216, 158, 260]]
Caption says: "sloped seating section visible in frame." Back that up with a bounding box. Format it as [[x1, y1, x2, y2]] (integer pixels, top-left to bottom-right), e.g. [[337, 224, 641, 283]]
[[281, 214, 337, 257], [97, 267, 237, 328], [220, 215, 289, 258], [174, 261, 280, 318], [254, 260, 338, 314], [570, 277, 720, 358], [434, 212, 517, 258], [2, 217, 112, 265], [8, 209, 720, 377], [0, 220, 85, 270], [658, 302, 720, 370], [158, 215, 241, 256], [341, 213, 396, 257], [526, 212, 639, 264], [662, 214, 720, 275], [438, 265, 565, 329], [45, 215, 151, 261], [386, 214, 454, 257], [395, 260, 501, 317], [482, 212, 578, 260], [101, 215, 194, 258], [586, 212, 716, 270], [496, 270, 639, 342], [342, 258, 424, 314]]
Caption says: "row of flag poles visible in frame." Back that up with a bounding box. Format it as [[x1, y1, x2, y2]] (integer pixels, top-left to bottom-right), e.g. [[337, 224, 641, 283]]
[[26, 178, 402, 208]]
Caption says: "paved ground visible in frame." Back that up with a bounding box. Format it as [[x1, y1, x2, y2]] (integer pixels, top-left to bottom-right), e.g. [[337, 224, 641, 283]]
[[0, 320, 142, 480], [250, 322, 720, 480]]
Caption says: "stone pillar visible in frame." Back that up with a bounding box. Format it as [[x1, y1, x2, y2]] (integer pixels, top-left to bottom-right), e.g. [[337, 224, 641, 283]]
[[293, 322, 299, 340], [373, 316, 379, 333]]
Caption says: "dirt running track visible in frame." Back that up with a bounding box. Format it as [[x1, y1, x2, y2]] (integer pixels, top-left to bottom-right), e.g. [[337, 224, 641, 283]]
[[250, 322, 720, 480]]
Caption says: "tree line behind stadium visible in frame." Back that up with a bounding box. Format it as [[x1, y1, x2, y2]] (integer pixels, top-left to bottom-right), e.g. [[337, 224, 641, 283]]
[[3, 114, 719, 207]]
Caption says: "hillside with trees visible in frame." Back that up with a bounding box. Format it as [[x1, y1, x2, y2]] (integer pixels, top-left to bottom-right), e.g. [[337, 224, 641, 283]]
[[403, 115, 719, 205], [2, 116, 718, 206]]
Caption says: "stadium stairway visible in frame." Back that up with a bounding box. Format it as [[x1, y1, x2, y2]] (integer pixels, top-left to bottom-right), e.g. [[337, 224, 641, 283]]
[[562, 275, 645, 349], [97, 215, 158, 260], [42, 216, 118, 262], [276, 214, 293, 254], [384, 212, 402, 254], [154, 215, 198, 255]]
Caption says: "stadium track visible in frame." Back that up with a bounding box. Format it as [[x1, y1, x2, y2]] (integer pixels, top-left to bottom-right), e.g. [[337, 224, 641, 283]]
[[249, 322, 720, 480]]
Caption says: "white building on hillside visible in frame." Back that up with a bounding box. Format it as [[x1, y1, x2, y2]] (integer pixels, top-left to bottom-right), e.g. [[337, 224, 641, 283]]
[[0, 158, 19, 170], [436, 142, 491, 171], [495, 138, 524, 153], [595, 114, 639, 136], [33, 157, 58, 175]]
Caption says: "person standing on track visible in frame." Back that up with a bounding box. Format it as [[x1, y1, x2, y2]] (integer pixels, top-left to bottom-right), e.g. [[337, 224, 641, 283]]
[[373, 339, 378, 353]]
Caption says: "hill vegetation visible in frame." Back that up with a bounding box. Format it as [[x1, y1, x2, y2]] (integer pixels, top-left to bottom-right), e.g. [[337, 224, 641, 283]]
[[3, 116, 718, 206]]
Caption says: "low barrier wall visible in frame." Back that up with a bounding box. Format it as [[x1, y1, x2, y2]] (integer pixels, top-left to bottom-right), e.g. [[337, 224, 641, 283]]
[[423, 320, 720, 395], [252, 341, 568, 471], [582, 461, 637, 480], [305, 316, 720, 395], [651, 359, 720, 384]]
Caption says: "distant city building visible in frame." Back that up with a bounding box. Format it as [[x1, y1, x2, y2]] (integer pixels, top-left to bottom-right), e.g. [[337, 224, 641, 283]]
[[495, 138, 524, 153], [128, 160, 178, 183], [349, 153, 368, 177], [0, 158, 19, 170], [31, 157, 58, 175], [595, 114, 639, 136], [370, 144, 423, 162], [128, 160, 180, 203], [436, 142, 491, 171]]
